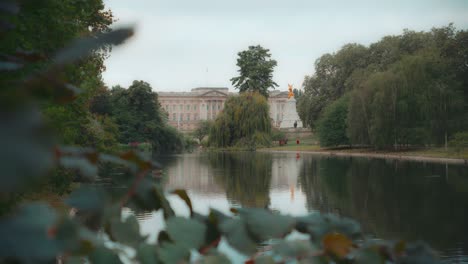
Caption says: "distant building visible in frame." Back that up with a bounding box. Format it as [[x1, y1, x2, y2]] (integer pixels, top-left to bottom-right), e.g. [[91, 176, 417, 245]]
[[157, 87, 290, 131]]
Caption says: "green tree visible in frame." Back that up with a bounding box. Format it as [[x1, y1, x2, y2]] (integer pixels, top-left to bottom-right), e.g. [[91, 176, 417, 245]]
[[193, 120, 212, 143], [317, 96, 350, 147], [230, 45, 278, 98], [210, 92, 272, 148]]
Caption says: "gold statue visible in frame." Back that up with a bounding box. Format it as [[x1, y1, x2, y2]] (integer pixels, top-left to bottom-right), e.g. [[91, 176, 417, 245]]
[[288, 84, 294, 99]]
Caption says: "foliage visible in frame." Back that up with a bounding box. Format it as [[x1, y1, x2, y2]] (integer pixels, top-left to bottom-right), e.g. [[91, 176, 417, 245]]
[[449, 132, 468, 154], [193, 120, 213, 143], [209, 92, 272, 148], [317, 96, 350, 147], [271, 128, 286, 141], [299, 24, 468, 150], [0, 3, 441, 264], [91, 81, 185, 153], [230, 45, 278, 98]]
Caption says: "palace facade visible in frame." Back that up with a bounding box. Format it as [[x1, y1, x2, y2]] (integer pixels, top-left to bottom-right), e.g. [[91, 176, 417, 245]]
[[158, 87, 290, 132]]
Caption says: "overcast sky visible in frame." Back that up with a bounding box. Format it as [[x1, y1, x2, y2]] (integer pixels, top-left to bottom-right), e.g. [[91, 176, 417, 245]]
[[102, 0, 468, 92]]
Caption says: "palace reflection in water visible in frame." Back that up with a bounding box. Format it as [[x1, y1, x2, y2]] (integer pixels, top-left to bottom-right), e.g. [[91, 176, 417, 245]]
[[145, 152, 468, 263]]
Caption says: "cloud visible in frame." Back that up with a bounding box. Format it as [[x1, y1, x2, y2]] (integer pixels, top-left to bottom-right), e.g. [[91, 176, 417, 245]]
[[102, 0, 468, 92]]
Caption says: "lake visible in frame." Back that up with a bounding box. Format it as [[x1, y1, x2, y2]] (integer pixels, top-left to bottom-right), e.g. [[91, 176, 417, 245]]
[[135, 152, 468, 263]]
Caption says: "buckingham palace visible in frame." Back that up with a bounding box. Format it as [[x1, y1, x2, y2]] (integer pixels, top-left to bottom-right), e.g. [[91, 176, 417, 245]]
[[158, 87, 290, 131]]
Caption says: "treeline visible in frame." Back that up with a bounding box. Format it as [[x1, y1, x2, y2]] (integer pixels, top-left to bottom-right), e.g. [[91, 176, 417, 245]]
[[89, 81, 191, 153], [0, 0, 186, 154], [298, 25, 468, 149]]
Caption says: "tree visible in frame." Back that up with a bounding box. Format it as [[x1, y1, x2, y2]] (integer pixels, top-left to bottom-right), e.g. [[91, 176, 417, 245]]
[[210, 92, 272, 148], [316, 96, 350, 147], [230, 45, 278, 98], [193, 120, 212, 143]]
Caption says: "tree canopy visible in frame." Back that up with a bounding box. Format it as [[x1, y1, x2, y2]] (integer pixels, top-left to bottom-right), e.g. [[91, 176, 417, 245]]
[[298, 25, 468, 150], [209, 92, 272, 148], [230, 45, 278, 98]]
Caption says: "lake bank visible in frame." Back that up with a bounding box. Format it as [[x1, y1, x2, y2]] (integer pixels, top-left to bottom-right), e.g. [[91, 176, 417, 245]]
[[259, 147, 468, 165]]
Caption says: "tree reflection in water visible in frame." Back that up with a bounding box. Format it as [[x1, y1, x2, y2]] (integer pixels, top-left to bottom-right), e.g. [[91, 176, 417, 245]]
[[298, 155, 468, 262], [206, 152, 273, 208]]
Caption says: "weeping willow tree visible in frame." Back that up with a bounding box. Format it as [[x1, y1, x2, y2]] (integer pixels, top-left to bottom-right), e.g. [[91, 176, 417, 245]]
[[209, 92, 272, 148]]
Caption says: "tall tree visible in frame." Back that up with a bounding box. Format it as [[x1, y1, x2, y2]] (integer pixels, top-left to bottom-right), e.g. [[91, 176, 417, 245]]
[[230, 45, 278, 98]]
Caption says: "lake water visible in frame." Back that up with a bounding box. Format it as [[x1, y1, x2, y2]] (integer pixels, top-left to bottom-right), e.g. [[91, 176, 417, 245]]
[[135, 152, 468, 263]]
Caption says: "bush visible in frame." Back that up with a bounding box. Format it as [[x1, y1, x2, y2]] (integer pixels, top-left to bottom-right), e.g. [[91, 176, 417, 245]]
[[271, 128, 286, 141], [449, 132, 468, 154], [317, 96, 350, 147]]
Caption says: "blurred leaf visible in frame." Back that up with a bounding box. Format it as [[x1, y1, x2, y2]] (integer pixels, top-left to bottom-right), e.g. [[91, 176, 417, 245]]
[[110, 215, 142, 247], [322, 233, 353, 258], [166, 217, 206, 250], [239, 208, 295, 241], [296, 214, 361, 242], [354, 248, 384, 264], [60, 156, 98, 179], [219, 218, 258, 255], [137, 243, 159, 264], [172, 189, 193, 216], [53, 27, 134, 66], [394, 240, 406, 255], [157, 242, 190, 264], [198, 249, 231, 264], [252, 255, 275, 264], [272, 240, 317, 259], [398, 241, 440, 264], [0, 203, 60, 262], [157, 231, 172, 244], [65, 187, 108, 212], [0, 61, 22, 70], [132, 180, 174, 218], [89, 246, 123, 264], [120, 151, 153, 171], [0, 108, 54, 192], [0, 1, 19, 14]]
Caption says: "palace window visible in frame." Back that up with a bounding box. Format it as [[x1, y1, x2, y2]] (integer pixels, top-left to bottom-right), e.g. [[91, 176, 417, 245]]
[[180, 105, 183, 110], [187, 114, 190, 121], [186, 105, 190, 111], [172, 113, 176, 121]]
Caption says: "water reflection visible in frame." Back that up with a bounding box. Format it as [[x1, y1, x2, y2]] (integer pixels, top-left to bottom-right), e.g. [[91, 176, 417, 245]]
[[150, 152, 468, 262]]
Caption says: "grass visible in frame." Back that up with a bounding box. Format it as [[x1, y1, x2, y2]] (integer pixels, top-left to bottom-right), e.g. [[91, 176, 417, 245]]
[[263, 140, 468, 160], [400, 147, 468, 160]]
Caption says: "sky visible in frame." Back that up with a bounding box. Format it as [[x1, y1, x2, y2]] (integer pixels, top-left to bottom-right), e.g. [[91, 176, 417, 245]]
[[102, 0, 468, 92]]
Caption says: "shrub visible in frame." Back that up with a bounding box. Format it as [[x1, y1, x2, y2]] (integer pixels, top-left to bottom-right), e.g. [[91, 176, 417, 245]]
[[449, 132, 468, 154], [317, 97, 350, 147]]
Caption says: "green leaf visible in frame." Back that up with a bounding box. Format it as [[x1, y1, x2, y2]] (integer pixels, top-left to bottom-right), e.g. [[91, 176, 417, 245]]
[[199, 250, 231, 264], [272, 240, 317, 259], [132, 180, 174, 218], [137, 243, 159, 264], [110, 215, 142, 247], [0, 108, 54, 192], [0, 61, 22, 70], [239, 208, 295, 241], [60, 156, 98, 179], [172, 189, 193, 216], [253, 255, 275, 264], [295, 214, 361, 242], [65, 187, 108, 212], [0, 203, 60, 262], [166, 217, 206, 250], [157, 242, 190, 264], [89, 246, 123, 264], [53, 27, 134, 66], [219, 218, 258, 255]]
